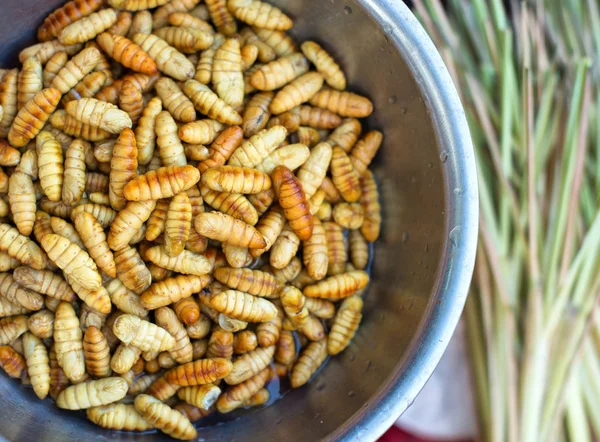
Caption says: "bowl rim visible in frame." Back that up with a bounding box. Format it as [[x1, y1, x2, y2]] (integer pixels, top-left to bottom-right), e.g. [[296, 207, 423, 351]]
[[327, 1, 478, 440]]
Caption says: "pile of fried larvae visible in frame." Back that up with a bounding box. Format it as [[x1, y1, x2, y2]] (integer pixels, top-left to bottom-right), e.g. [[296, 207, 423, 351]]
[[0, 0, 383, 439]]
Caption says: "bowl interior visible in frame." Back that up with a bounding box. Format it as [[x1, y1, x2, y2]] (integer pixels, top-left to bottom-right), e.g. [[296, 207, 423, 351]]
[[0, 1, 476, 441]]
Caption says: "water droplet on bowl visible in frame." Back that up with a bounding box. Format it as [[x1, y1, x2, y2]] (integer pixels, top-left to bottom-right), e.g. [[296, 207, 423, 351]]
[[400, 107, 408, 115], [440, 150, 448, 163], [348, 390, 356, 397], [427, 162, 433, 168], [387, 95, 397, 104], [343, 5, 352, 14]]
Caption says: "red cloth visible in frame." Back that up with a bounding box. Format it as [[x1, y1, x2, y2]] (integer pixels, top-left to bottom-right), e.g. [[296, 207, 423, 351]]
[[379, 426, 472, 442]]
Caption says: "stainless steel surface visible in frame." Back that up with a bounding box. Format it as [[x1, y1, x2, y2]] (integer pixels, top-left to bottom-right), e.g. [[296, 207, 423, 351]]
[[0, 0, 478, 441]]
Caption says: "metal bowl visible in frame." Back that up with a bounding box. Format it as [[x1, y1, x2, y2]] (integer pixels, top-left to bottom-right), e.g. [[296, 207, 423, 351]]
[[0, 0, 478, 440]]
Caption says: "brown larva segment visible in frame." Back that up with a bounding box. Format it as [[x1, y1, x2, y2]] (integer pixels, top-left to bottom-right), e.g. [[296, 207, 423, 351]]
[[309, 88, 374, 118], [205, 0, 237, 36], [228, 0, 292, 30], [17, 57, 43, 111], [250, 53, 308, 91], [330, 146, 361, 203], [155, 77, 196, 123], [301, 41, 346, 90], [269, 72, 324, 115], [131, 33, 195, 82], [38, 0, 105, 42], [62, 140, 87, 205], [165, 193, 192, 257], [327, 296, 363, 355], [9, 88, 61, 148], [290, 339, 327, 388], [58, 9, 118, 45]]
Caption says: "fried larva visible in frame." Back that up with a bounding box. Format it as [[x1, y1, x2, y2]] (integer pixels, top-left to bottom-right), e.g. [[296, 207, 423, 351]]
[[141, 275, 211, 310], [62, 140, 87, 205], [212, 38, 244, 108], [129, 11, 153, 37], [360, 169, 381, 242], [249, 205, 285, 257], [70, 203, 117, 228], [165, 193, 192, 256], [17, 57, 43, 111], [113, 314, 175, 352], [83, 326, 112, 378], [132, 33, 195, 81], [124, 165, 200, 200], [214, 267, 282, 298], [309, 88, 373, 118], [272, 166, 313, 240], [330, 145, 361, 202], [19, 40, 83, 65], [216, 366, 270, 413], [135, 96, 162, 165], [242, 91, 273, 136], [23, 332, 50, 399], [155, 307, 193, 364], [194, 211, 266, 248], [165, 357, 232, 386], [108, 0, 170, 11], [57, 377, 128, 409], [197, 125, 243, 172], [250, 53, 308, 91], [9, 172, 36, 236], [174, 297, 201, 325], [9, 88, 61, 148], [327, 118, 361, 152], [119, 80, 144, 125], [109, 128, 138, 210], [109, 11, 133, 36], [114, 245, 152, 294], [156, 110, 186, 167], [304, 297, 335, 319], [303, 270, 369, 300], [0, 345, 27, 379], [324, 221, 346, 275], [53, 302, 86, 382], [146, 245, 212, 275], [333, 202, 364, 230], [208, 289, 277, 322], [155, 77, 196, 123], [59, 9, 118, 45], [105, 278, 148, 318], [200, 185, 258, 225], [87, 403, 153, 431], [255, 143, 310, 175], [224, 344, 274, 385], [349, 130, 383, 175], [205, 0, 237, 36], [280, 285, 309, 328], [290, 339, 327, 388], [74, 212, 117, 278], [228, 0, 292, 30], [0, 223, 45, 269], [301, 41, 346, 90], [270, 72, 323, 115], [228, 125, 286, 167], [65, 97, 132, 134], [50, 110, 112, 141], [0, 272, 44, 311], [13, 267, 75, 302], [134, 394, 197, 440], [38, 0, 105, 42], [182, 79, 242, 125], [154, 27, 214, 53]]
